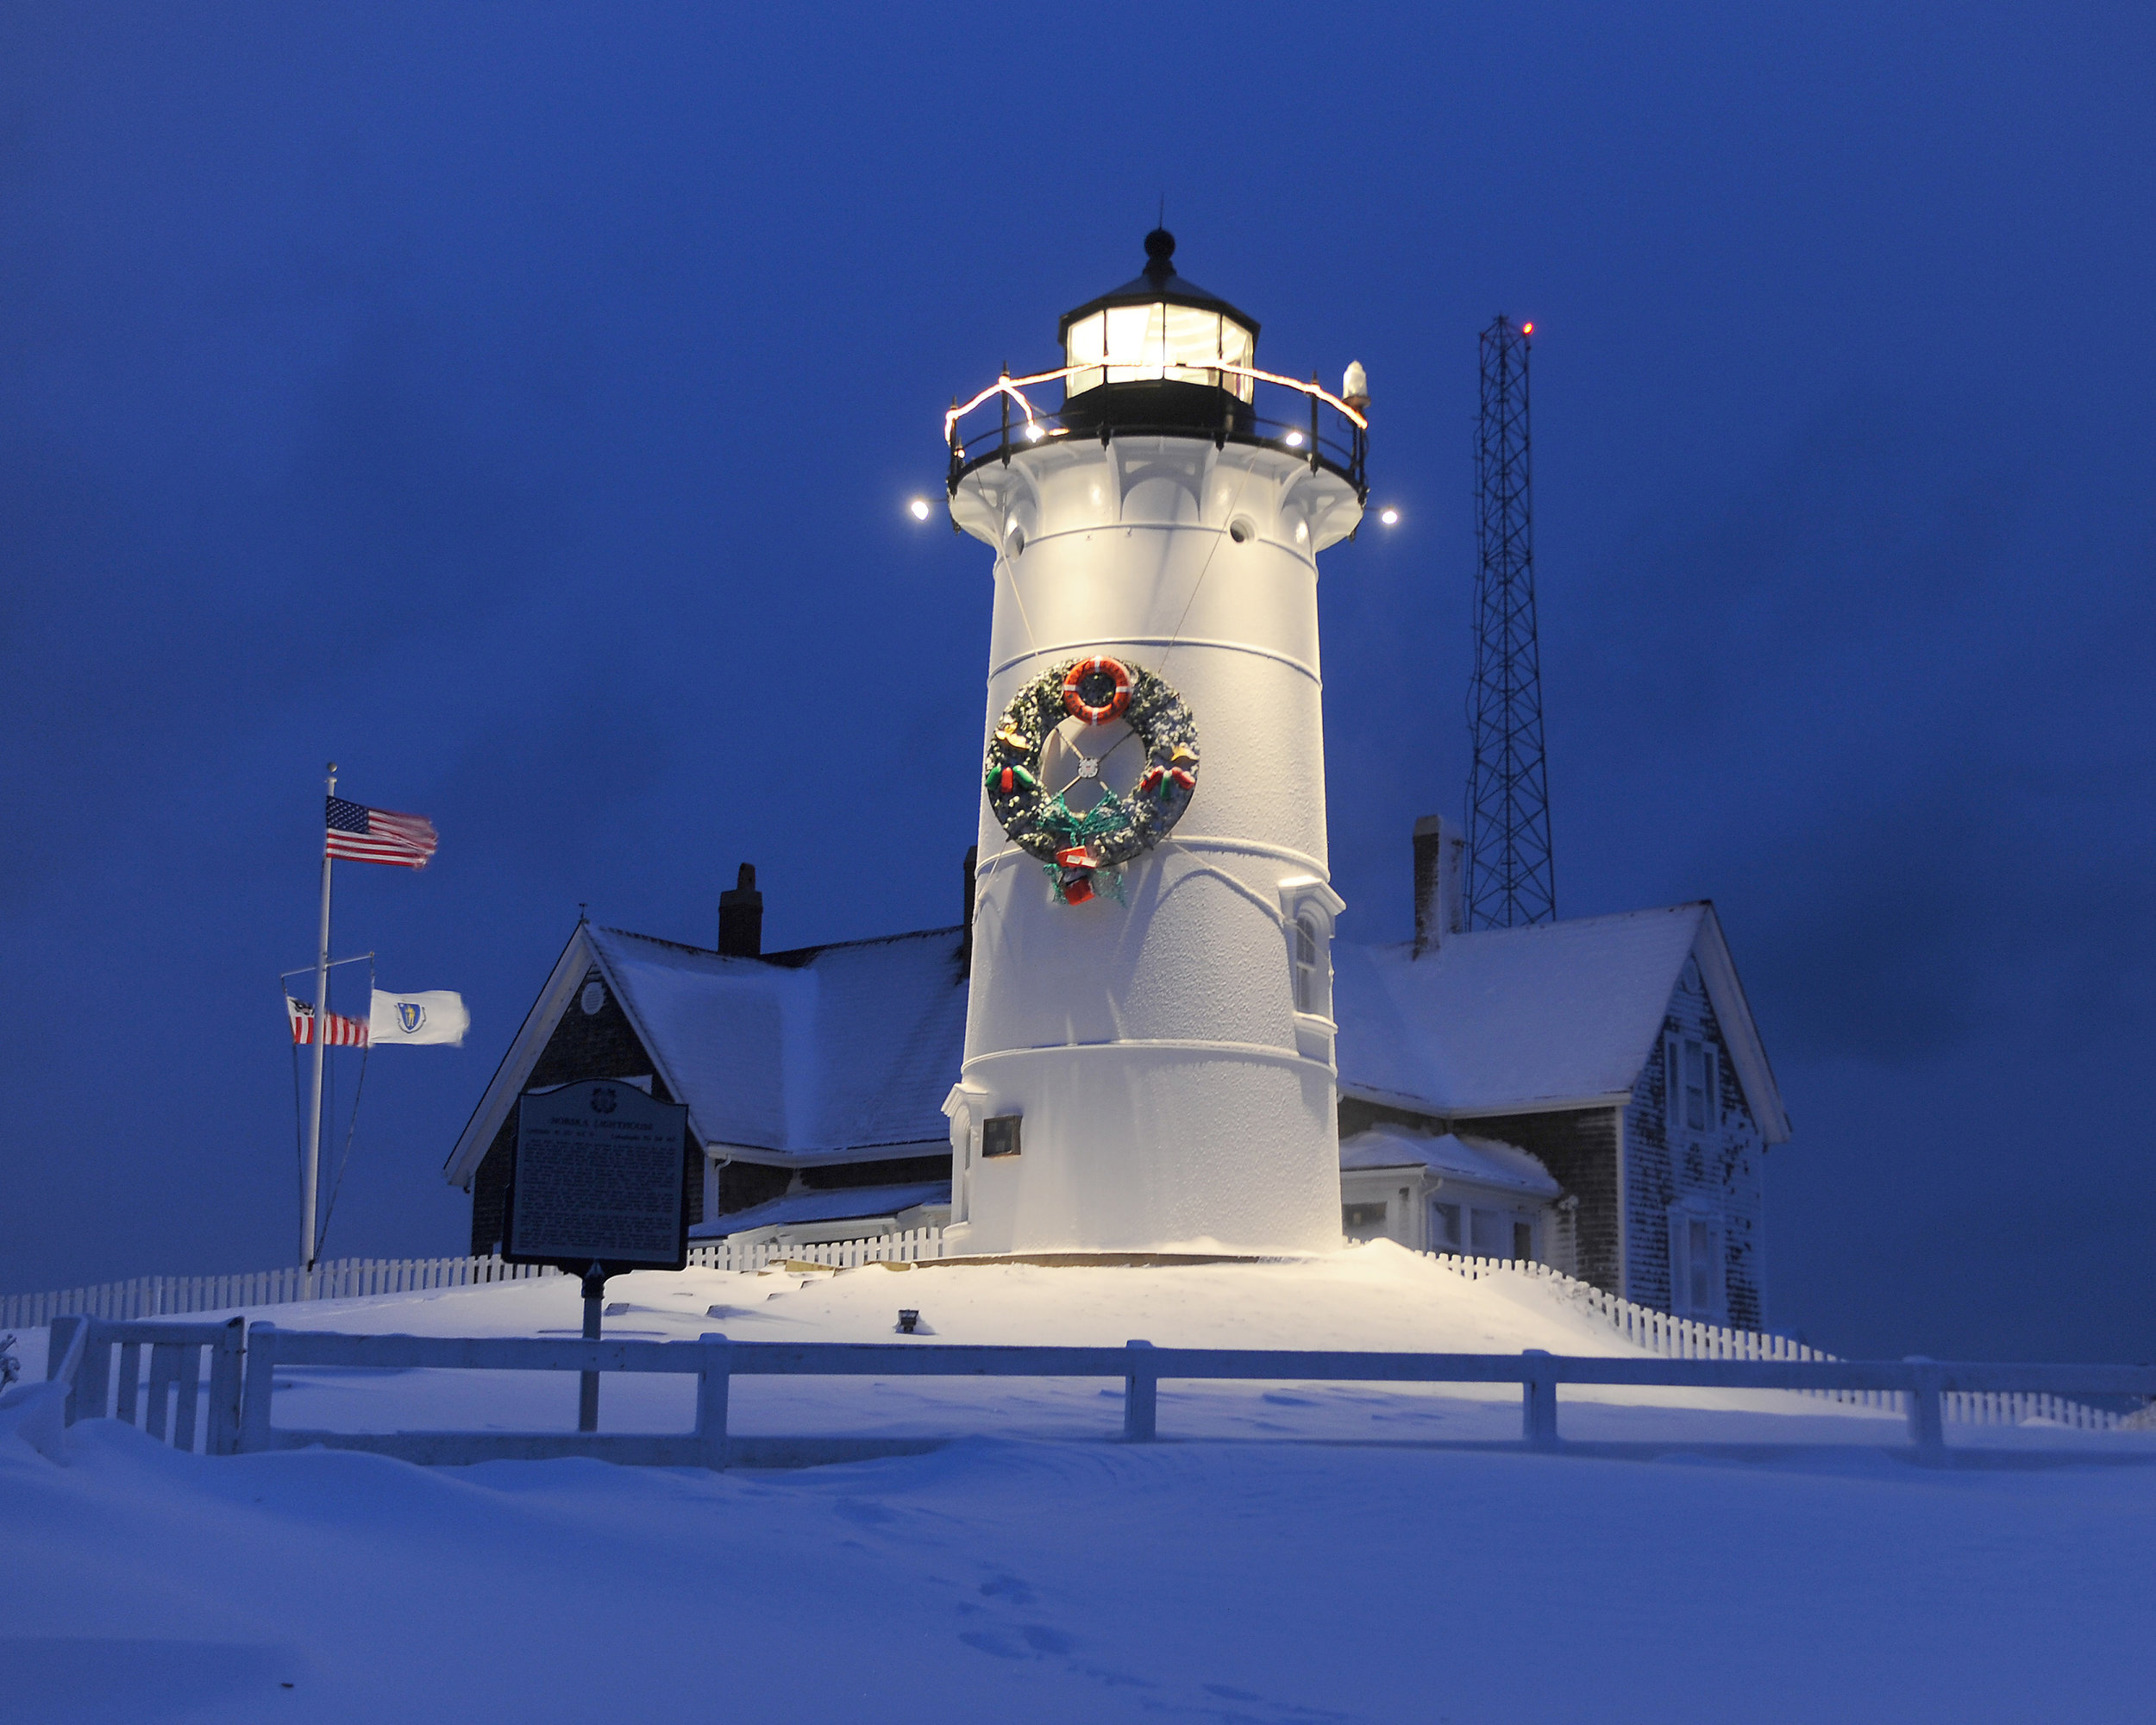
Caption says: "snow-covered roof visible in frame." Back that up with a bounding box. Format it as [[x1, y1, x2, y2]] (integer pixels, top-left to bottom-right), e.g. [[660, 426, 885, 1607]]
[[447, 900, 1786, 1189], [588, 925, 968, 1162], [1338, 1126, 1560, 1200], [688, 1180, 952, 1239], [1332, 903, 1789, 1141], [444, 922, 968, 1184]]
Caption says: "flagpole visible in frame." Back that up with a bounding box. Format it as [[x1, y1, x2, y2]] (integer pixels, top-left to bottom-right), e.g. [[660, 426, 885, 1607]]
[[302, 762, 337, 1276]]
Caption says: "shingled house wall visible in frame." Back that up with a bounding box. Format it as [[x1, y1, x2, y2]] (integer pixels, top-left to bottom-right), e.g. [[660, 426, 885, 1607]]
[[1438, 1107, 1621, 1295], [1623, 957, 1765, 1329], [1336, 1095, 1624, 1297], [467, 964, 704, 1258]]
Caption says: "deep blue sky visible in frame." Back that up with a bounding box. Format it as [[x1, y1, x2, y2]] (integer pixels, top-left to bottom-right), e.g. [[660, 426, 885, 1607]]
[[4, 3, 2150, 1362]]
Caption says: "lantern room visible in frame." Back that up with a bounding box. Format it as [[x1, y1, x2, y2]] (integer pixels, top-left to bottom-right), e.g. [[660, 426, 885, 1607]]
[[943, 228, 1367, 505], [1057, 228, 1259, 430]]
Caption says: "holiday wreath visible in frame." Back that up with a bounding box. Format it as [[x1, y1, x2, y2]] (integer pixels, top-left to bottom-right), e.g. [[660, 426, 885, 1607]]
[[983, 655, 1200, 905]]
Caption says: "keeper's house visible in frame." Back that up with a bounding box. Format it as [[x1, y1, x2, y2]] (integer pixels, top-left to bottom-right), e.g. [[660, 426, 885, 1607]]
[[445, 822, 1788, 1327]]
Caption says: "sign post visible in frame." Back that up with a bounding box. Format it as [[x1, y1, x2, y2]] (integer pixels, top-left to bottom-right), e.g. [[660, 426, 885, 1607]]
[[503, 1079, 691, 1433]]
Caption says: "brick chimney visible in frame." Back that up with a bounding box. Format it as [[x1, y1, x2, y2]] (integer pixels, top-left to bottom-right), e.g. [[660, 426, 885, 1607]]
[[1413, 816, 1465, 956], [718, 862, 763, 957]]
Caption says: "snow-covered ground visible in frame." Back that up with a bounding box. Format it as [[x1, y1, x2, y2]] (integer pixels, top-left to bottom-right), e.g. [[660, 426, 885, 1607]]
[[6, 1245, 2153, 1722]]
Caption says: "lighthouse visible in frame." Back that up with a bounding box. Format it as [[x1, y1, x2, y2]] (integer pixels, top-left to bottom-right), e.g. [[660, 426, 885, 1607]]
[[939, 229, 1368, 1256]]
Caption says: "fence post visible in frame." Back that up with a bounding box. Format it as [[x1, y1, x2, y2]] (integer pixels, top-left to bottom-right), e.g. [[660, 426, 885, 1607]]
[[1521, 1348, 1559, 1448], [239, 1323, 279, 1453], [1903, 1358, 1947, 1467], [1123, 1340, 1158, 1443], [207, 1317, 245, 1456], [695, 1333, 730, 1470], [46, 1314, 89, 1424]]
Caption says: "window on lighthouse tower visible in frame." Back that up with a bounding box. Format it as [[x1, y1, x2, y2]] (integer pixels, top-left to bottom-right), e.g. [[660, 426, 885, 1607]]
[[1292, 913, 1324, 1015], [1276, 875, 1344, 1057]]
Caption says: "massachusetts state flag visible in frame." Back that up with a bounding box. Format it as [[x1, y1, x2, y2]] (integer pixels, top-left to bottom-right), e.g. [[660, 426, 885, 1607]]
[[286, 996, 370, 1047], [326, 798, 438, 869], [368, 988, 469, 1047]]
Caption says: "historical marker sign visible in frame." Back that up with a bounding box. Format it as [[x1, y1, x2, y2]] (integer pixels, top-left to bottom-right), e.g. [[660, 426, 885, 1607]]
[[505, 1079, 690, 1275]]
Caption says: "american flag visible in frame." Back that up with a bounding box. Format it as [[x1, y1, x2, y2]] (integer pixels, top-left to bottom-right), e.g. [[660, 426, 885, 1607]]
[[326, 797, 438, 869], [285, 996, 370, 1047]]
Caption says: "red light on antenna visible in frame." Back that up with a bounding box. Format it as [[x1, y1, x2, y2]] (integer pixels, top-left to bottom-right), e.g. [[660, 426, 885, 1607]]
[[1522, 322, 1534, 336]]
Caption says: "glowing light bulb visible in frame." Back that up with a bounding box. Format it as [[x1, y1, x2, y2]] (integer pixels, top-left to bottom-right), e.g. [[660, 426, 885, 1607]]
[[1379, 507, 1400, 526], [1521, 322, 1534, 336], [1025, 421, 1045, 442], [908, 499, 931, 521], [1284, 430, 1305, 448]]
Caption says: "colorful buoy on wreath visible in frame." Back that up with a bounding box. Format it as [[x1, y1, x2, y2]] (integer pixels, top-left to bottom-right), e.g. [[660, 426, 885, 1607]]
[[981, 654, 1200, 906]]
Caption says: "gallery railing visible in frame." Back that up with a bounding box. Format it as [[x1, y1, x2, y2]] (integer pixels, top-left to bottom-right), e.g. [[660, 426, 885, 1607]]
[[944, 362, 1369, 498]]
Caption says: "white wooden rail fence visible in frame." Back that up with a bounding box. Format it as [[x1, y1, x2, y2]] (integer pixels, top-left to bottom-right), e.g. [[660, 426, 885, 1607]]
[[12, 1229, 2143, 1433], [31, 1318, 2156, 1472], [34, 1314, 246, 1455]]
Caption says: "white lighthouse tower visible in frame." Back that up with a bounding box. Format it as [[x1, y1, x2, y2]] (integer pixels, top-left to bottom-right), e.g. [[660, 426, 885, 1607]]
[[940, 230, 1368, 1256]]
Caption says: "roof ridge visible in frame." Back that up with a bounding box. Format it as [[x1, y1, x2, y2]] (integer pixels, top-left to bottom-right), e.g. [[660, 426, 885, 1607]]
[[593, 923, 965, 965]]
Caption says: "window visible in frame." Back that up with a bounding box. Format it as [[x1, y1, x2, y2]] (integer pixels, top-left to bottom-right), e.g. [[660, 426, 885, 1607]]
[[1512, 1220, 1534, 1263], [1343, 1201, 1389, 1238], [1292, 913, 1323, 1014], [981, 1115, 1022, 1158], [1429, 1201, 1462, 1251], [1063, 303, 1257, 403], [1667, 1206, 1725, 1320], [1470, 1208, 1508, 1258], [1667, 1036, 1718, 1138], [1275, 876, 1344, 1058]]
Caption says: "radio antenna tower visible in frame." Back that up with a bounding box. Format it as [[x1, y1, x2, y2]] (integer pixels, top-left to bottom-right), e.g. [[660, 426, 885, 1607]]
[[1463, 314, 1555, 928]]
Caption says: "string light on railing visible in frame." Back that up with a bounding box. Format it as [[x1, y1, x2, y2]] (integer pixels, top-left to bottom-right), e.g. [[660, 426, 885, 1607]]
[[943, 360, 1368, 445], [908, 498, 932, 522]]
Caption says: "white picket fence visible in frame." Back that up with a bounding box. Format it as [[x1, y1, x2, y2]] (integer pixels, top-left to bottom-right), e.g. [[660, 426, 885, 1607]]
[[1429, 1251, 2132, 1432], [8, 1229, 2142, 1432], [683, 1226, 949, 1274], [0, 1255, 559, 1330]]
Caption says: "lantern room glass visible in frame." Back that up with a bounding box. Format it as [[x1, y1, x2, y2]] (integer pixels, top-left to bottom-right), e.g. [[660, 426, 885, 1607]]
[[1063, 304, 1256, 404]]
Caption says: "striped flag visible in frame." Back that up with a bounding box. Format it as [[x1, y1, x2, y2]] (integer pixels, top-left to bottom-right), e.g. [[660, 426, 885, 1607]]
[[286, 996, 370, 1047], [325, 798, 438, 869]]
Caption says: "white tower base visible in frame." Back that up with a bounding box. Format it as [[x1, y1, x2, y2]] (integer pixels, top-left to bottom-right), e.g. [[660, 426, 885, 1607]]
[[943, 430, 1361, 1257]]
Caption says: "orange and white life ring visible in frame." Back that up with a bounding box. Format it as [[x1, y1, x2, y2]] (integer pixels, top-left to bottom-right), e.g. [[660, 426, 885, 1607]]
[[1061, 656, 1131, 726]]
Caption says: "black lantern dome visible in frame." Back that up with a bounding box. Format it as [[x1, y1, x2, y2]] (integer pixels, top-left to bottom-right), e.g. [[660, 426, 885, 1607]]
[[1056, 229, 1260, 435]]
